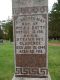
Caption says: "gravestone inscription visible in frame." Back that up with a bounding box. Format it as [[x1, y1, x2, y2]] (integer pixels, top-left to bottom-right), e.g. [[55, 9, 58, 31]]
[[12, 0, 48, 78]]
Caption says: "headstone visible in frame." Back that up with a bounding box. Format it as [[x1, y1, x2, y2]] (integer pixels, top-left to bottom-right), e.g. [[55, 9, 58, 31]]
[[12, 0, 48, 79], [0, 39, 3, 43]]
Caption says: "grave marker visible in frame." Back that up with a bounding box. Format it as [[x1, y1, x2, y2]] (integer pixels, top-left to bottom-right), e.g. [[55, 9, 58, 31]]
[[12, 0, 48, 78]]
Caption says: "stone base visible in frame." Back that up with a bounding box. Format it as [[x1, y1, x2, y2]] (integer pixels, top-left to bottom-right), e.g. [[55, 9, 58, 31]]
[[12, 74, 51, 80]]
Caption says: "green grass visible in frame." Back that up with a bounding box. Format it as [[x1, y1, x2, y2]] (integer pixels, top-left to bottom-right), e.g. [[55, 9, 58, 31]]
[[0, 41, 60, 80], [49, 40, 60, 43], [0, 42, 14, 80], [48, 45, 60, 80]]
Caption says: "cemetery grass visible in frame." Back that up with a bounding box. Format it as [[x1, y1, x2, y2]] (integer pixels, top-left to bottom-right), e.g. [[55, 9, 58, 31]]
[[0, 42, 14, 80], [48, 41, 60, 80], [0, 41, 60, 80]]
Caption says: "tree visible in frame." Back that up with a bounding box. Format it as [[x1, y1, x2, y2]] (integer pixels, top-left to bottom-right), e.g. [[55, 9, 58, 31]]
[[2, 20, 13, 41], [58, 0, 60, 4], [0, 27, 3, 39], [7, 21, 13, 41], [49, 0, 60, 39]]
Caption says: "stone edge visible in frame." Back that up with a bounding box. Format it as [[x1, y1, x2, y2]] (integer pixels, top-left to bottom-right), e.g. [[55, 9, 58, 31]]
[[12, 73, 51, 80]]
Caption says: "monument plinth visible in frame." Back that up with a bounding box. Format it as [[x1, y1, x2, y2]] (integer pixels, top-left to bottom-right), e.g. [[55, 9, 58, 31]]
[[12, 0, 49, 79]]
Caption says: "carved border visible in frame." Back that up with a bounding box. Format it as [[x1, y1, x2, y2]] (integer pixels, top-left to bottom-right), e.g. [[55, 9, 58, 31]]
[[15, 67, 48, 78]]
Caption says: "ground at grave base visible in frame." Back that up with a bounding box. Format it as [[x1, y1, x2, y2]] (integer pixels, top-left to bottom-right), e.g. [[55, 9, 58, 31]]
[[12, 74, 51, 80]]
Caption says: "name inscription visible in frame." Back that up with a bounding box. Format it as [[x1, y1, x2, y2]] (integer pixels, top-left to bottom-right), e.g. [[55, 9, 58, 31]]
[[15, 14, 47, 54]]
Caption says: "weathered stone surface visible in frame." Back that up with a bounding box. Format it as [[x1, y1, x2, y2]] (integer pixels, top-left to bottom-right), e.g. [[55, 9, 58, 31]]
[[12, 0, 48, 78], [12, 74, 51, 80]]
